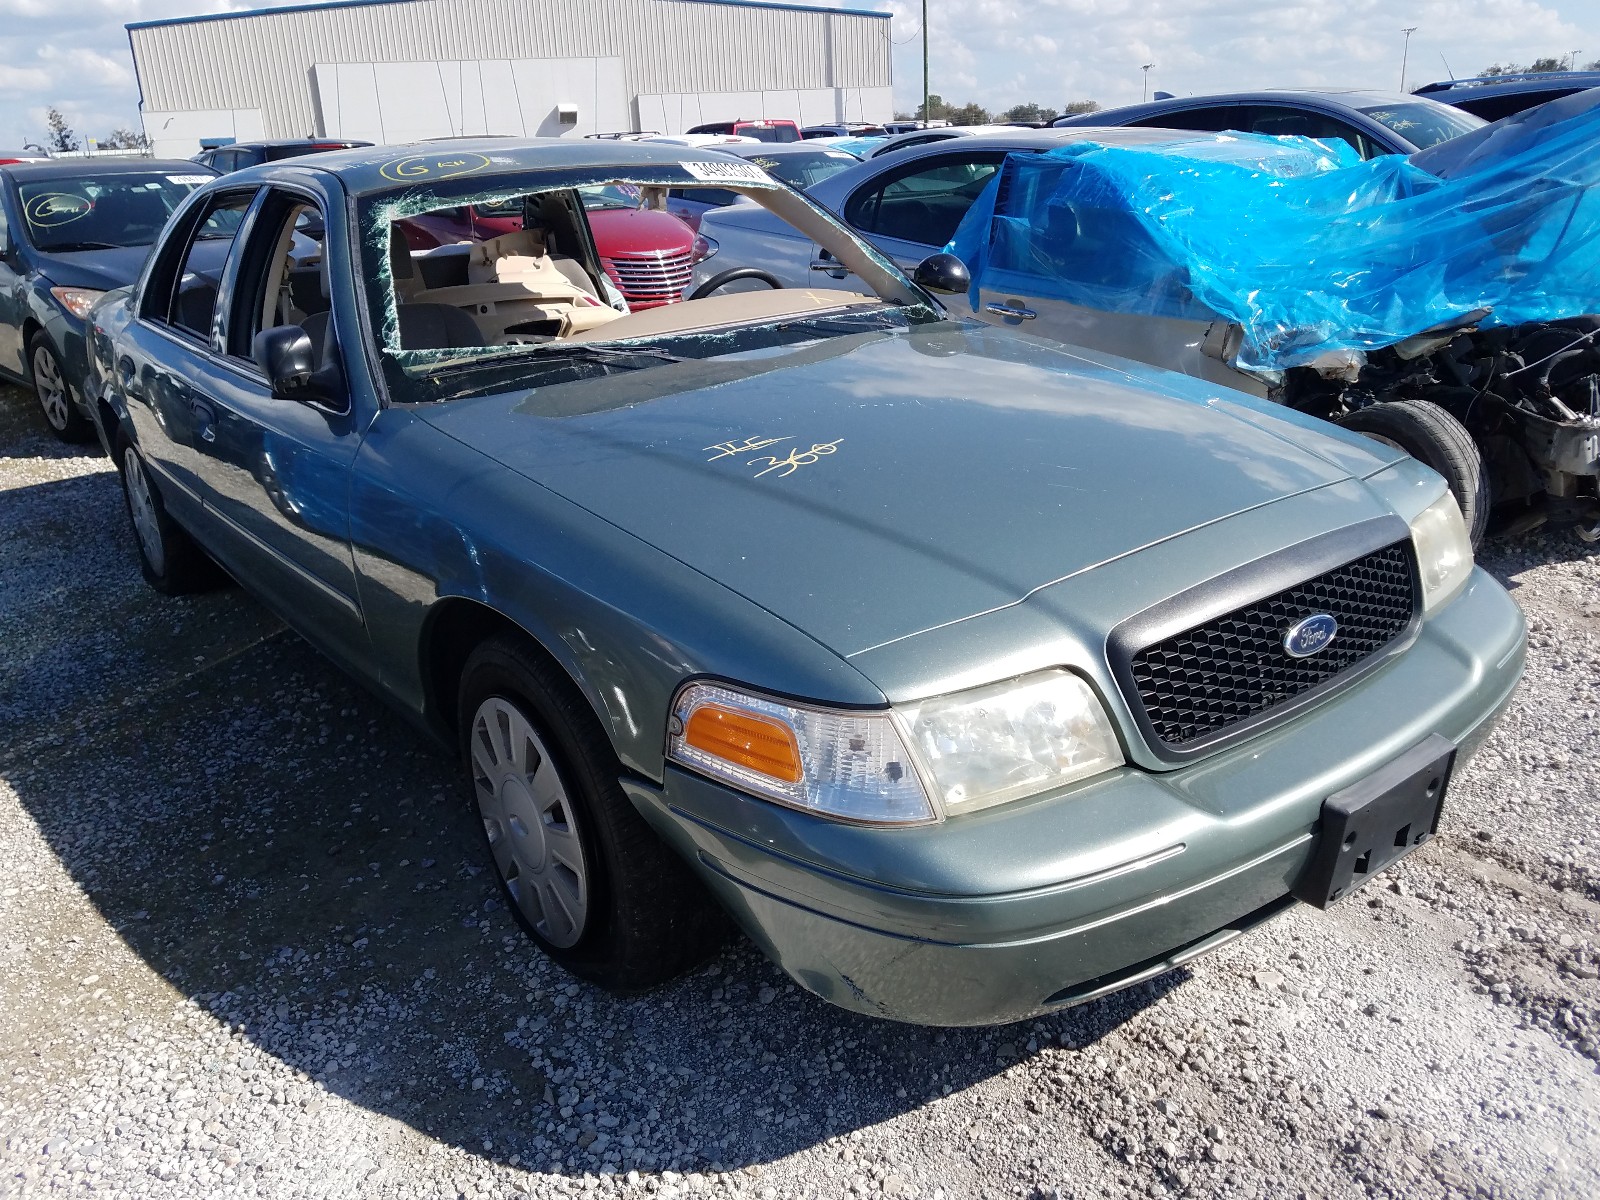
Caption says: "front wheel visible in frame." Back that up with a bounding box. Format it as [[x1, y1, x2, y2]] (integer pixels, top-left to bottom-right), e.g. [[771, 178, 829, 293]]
[[29, 332, 94, 443], [458, 636, 726, 989], [1338, 400, 1489, 547]]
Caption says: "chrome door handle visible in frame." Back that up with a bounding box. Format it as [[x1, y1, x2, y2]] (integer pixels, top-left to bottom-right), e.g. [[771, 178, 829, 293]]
[[985, 302, 1037, 321], [809, 259, 849, 279]]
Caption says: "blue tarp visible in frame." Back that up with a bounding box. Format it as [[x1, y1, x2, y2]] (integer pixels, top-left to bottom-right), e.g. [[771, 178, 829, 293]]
[[944, 91, 1600, 371]]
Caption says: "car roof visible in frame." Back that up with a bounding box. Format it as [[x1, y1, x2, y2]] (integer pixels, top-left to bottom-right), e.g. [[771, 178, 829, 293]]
[[893, 126, 1214, 153], [237, 137, 817, 197], [220, 138, 373, 150], [0, 157, 216, 181], [1058, 89, 1439, 124], [1415, 71, 1600, 96], [723, 141, 851, 157]]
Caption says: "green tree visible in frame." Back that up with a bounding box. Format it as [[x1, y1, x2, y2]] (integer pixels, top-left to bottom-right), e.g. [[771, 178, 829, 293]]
[[45, 106, 79, 153], [1527, 56, 1567, 72], [1062, 100, 1101, 116], [915, 94, 947, 121], [945, 102, 992, 126], [1002, 102, 1059, 124], [101, 128, 152, 151]]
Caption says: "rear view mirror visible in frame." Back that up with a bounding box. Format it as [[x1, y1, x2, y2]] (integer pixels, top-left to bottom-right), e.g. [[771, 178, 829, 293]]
[[914, 252, 971, 296]]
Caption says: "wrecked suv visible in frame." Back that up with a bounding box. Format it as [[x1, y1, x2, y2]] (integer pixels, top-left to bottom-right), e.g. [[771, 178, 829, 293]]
[[84, 139, 1525, 1025]]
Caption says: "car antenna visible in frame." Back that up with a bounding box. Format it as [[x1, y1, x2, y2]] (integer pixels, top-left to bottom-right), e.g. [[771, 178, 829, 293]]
[[1439, 51, 1455, 80]]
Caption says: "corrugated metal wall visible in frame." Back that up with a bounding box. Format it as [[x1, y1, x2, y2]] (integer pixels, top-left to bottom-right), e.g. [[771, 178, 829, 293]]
[[130, 0, 892, 138]]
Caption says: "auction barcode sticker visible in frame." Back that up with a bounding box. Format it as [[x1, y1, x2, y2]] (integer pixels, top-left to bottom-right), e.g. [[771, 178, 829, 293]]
[[679, 160, 772, 183], [167, 175, 214, 185]]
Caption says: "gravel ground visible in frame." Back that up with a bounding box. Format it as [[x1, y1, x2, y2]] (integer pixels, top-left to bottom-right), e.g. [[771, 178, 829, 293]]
[[2, 381, 1598, 1200]]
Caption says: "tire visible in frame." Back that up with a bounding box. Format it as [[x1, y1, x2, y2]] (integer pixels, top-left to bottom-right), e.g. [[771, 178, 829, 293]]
[[28, 332, 95, 443], [1338, 400, 1489, 547], [114, 434, 223, 594], [458, 635, 726, 990]]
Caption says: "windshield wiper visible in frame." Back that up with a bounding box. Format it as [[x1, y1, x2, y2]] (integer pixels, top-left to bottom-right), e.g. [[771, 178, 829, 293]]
[[427, 344, 682, 373], [44, 240, 120, 252]]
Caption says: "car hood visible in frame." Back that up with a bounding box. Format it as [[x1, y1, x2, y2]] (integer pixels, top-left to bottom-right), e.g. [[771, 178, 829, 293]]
[[28, 243, 155, 291], [418, 323, 1398, 657], [29, 237, 234, 293], [588, 206, 695, 256]]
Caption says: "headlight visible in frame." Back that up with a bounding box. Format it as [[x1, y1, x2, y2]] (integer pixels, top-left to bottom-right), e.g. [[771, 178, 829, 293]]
[[50, 287, 105, 320], [1409, 490, 1473, 612], [692, 234, 718, 263], [898, 671, 1123, 816], [667, 669, 1123, 825]]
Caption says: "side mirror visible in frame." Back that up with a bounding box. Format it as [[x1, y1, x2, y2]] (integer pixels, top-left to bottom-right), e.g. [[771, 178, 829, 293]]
[[913, 252, 971, 296], [253, 326, 315, 396], [253, 325, 346, 410]]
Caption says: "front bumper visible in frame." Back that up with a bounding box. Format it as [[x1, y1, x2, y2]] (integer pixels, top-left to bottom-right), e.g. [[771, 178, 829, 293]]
[[626, 568, 1526, 1026]]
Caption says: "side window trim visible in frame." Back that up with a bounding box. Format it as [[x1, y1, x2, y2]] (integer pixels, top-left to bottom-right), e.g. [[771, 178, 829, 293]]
[[219, 183, 327, 366]]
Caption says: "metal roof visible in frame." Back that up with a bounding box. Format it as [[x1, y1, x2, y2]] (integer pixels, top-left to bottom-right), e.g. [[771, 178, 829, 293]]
[[0, 158, 214, 181], [126, 0, 891, 31], [254, 135, 797, 195]]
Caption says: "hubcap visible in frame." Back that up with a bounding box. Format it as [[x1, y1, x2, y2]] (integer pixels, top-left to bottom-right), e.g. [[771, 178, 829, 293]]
[[470, 697, 589, 948], [122, 450, 165, 575], [33, 344, 68, 431]]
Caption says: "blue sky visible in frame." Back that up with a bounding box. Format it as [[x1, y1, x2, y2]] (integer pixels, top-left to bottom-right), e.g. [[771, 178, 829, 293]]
[[1, 0, 1596, 146]]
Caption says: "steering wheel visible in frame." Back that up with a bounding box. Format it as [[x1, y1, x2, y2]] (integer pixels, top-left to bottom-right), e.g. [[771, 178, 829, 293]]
[[688, 269, 784, 301]]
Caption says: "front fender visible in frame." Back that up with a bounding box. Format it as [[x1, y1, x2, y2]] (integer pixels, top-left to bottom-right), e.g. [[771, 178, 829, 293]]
[[349, 408, 885, 780]]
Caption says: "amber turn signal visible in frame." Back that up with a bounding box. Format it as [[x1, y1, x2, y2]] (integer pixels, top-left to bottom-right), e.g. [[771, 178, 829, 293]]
[[683, 703, 803, 783]]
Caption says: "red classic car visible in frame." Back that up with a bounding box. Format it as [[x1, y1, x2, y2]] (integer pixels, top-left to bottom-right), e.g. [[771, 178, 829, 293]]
[[397, 187, 698, 309]]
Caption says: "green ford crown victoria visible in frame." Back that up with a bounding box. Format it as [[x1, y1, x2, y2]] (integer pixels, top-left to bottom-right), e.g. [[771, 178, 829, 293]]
[[83, 139, 1526, 1025]]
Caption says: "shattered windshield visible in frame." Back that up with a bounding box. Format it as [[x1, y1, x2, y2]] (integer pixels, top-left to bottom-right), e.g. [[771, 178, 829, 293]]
[[357, 160, 939, 405], [1358, 102, 1484, 149]]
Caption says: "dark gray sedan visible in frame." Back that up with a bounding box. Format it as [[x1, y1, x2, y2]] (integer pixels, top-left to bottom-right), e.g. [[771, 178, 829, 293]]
[[1053, 88, 1484, 157]]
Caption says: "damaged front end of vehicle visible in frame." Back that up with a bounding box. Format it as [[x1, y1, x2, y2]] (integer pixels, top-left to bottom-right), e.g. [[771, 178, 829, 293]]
[[1285, 314, 1600, 537], [943, 88, 1600, 538]]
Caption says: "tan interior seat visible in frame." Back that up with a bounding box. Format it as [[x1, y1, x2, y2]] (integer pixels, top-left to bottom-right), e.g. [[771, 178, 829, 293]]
[[405, 226, 623, 342]]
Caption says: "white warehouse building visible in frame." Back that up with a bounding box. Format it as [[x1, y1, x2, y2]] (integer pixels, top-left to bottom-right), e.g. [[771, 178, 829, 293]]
[[127, 0, 894, 158]]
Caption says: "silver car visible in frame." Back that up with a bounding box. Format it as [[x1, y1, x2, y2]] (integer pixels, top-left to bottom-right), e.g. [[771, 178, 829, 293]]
[[687, 127, 1260, 393]]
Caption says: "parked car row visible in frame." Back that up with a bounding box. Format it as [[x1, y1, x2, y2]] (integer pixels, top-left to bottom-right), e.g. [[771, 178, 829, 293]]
[[10, 129, 1521, 1029]]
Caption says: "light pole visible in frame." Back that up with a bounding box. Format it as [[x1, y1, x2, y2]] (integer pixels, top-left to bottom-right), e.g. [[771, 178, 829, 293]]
[[922, 0, 930, 125], [1141, 63, 1153, 102], [1570, 50, 1582, 70], [1400, 26, 1418, 92]]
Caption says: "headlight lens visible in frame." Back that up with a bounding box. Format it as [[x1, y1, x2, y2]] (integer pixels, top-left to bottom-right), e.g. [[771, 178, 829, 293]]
[[50, 286, 105, 320], [667, 669, 1124, 824], [692, 234, 718, 263], [669, 683, 933, 824], [1409, 490, 1473, 612], [898, 670, 1123, 816]]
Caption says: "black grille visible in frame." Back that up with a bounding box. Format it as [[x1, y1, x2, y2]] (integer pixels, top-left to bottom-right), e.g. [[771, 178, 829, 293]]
[[1129, 542, 1417, 749]]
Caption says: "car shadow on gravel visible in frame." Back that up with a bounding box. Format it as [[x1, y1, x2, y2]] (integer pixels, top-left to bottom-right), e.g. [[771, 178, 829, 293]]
[[3, 616, 1180, 1180]]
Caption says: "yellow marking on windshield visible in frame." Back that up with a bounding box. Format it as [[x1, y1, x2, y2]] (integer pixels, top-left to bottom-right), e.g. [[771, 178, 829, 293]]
[[705, 435, 790, 461], [749, 439, 844, 478], [378, 152, 493, 183]]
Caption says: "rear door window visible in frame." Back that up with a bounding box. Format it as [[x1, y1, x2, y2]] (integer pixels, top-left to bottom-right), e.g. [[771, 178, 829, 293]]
[[1127, 105, 1249, 133], [844, 153, 1008, 248], [1248, 106, 1373, 157], [145, 190, 257, 344]]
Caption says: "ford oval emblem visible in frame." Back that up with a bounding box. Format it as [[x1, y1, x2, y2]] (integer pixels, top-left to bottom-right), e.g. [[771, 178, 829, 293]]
[[1283, 613, 1339, 658]]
